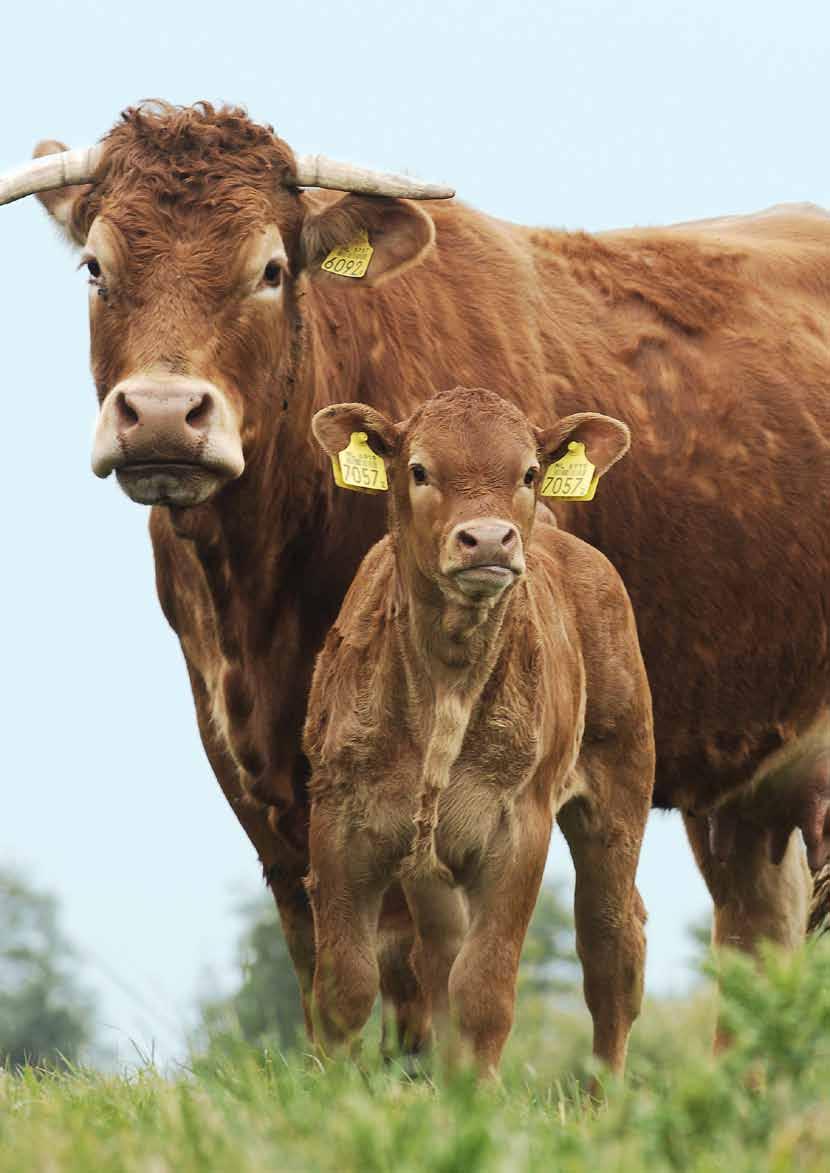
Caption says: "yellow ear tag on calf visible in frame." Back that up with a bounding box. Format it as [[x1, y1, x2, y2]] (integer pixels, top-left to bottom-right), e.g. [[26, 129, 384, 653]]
[[321, 229, 374, 279], [332, 432, 388, 493], [541, 441, 599, 501]]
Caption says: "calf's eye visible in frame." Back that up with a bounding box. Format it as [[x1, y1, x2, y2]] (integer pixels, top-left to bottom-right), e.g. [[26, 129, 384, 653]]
[[263, 261, 282, 287], [524, 467, 538, 486], [410, 464, 428, 486], [86, 259, 102, 280]]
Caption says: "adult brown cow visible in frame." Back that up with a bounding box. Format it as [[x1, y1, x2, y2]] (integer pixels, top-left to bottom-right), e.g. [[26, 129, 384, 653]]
[[2, 102, 828, 1043]]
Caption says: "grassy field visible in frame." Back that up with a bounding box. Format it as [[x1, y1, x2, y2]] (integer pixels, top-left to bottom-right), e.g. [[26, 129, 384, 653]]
[[1, 943, 828, 1173]]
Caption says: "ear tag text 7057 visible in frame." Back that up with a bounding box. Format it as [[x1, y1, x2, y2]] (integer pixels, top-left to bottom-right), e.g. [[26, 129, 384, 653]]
[[321, 229, 374, 279], [541, 441, 599, 501], [332, 432, 388, 493]]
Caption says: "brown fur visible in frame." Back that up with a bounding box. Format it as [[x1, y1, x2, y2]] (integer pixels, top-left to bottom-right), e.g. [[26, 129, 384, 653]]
[[304, 387, 653, 1073], [33, 102, 830, 1034]]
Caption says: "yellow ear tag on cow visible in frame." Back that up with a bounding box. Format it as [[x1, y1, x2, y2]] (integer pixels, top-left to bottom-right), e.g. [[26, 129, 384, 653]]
[[332, 432, 388, 493], [321, 229, 374, 279], [540, 441, 599, 501]]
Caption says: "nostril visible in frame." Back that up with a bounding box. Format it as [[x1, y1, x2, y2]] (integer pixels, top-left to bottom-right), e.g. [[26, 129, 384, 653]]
[[501, 527, 517, 547], [116, 391, 140, 427], [457, 529, 478, 549], [185, 392, 213, 429]]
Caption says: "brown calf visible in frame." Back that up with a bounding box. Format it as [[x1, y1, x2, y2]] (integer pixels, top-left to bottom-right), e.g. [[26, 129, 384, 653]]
[[304, 387, 654, 1074]]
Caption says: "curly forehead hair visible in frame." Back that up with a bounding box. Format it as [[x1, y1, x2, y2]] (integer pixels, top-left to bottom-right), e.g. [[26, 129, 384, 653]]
[[101, 101, 297, 198], [81, 101, 304, 252], [408, 386, 535, 438]]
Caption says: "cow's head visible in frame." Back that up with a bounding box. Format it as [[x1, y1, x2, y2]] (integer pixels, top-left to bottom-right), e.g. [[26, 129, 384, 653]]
[[4, 102, 449, 507], [312, 386, 630, 604]]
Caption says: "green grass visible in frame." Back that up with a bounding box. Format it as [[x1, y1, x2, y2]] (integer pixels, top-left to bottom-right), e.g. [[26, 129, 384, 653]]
[[2, 943, 829, 1173]]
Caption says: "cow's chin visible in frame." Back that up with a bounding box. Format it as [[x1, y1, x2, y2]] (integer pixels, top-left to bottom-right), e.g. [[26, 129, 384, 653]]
[[115, 464, 228, 507]]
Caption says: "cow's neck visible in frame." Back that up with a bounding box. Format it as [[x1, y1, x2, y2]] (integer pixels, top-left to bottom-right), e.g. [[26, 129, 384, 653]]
[[168, 315, 345, 662]]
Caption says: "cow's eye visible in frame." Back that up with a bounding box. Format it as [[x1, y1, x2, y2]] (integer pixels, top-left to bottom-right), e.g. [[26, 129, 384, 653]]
[[86, 259, 102, 280], [523, 466, 538, 486], [410, 464, 428, 486], [263, 260, 282, 287]]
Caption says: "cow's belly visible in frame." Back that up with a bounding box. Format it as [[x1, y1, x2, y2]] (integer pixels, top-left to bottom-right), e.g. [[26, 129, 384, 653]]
[[619, 502, 830, 813]]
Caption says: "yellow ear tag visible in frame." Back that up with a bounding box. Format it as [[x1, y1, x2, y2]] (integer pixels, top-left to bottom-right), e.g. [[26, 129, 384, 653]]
[[540, 441, 599, 501], [321, 229, 374, 279], [332, 432, 388, 494]]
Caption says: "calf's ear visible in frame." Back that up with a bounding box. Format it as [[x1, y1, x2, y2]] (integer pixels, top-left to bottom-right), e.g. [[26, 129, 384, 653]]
[[32, 140, 93, 247], [299, 194, 435, 287], [536, 412, 631, 477], [312, 402, 401, 460]]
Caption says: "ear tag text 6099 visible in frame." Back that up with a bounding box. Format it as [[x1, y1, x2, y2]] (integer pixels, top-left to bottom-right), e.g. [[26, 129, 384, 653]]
[[541, 441, 599, 501], [332, 432, 388, 494], [321, 229, 374, 279]]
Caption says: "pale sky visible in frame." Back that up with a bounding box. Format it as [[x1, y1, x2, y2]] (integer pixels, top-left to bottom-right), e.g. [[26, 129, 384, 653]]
[[2, 0, 826, 1064]]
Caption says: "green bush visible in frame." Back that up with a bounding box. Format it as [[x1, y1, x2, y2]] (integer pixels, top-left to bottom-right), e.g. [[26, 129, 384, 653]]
[[1, 940, 828, 1172]]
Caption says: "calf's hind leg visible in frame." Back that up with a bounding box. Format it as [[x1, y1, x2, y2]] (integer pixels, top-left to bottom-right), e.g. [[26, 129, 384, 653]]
[[557, 753, 651, 1074], [401, 874, 469, 1051], [377, 884, 436, 1059]]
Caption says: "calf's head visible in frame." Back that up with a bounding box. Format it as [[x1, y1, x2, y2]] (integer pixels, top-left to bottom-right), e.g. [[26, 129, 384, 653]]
[[12, 102, 445, 507], [312, 386, 630, 604]]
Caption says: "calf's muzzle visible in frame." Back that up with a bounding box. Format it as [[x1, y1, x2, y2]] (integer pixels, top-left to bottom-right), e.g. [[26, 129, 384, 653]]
[[92, 375, 244, 507], [444, 518, 525, 599]]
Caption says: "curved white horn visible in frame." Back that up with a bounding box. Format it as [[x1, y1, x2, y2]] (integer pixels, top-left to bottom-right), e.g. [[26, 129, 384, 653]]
[[0, 144, 454, 205], [0, 145, 103, 208], [292, 154, 454, 200]]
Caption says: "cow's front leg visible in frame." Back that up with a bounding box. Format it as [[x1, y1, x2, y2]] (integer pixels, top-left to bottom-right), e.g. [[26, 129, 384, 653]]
[[445, 799, 552, 1075], [557, 746, 651, 1075], [306, 799, 386, 1056], [265, 866, 316, 1038]]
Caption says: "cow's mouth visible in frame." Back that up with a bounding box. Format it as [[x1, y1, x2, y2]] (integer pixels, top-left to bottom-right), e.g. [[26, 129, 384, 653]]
[[116, 462, 228, 507], [452, 564, 519, 599]]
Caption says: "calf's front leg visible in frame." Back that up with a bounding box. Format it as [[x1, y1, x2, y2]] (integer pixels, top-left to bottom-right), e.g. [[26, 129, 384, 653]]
[[306, 801, 385, 1056], [445, 801, 552, 1075]]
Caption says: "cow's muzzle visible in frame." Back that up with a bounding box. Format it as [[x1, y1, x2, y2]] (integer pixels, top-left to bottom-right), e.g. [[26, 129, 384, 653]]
[[92, 375, 244, 507]]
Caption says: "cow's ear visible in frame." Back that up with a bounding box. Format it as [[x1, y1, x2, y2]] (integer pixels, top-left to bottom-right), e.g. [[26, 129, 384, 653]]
[[299, 194, 435, 288], [312, 402, 401, 461], [32, 140, 93, 247], [535, 412, 631, 478]]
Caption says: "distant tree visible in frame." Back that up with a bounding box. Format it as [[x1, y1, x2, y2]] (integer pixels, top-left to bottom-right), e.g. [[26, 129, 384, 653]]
[[199, 894, 306, 1051], [687, 911, 714, 974], [518, 880, 580, 995], [0, 868, 95, 1069], [201, 879, 578, 1053]]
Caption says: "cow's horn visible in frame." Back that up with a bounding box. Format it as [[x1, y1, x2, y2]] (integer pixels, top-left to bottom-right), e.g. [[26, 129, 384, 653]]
[[0, 144, 454, 207], [0, 145, 104, 208], [292, 154, 454, 200]]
